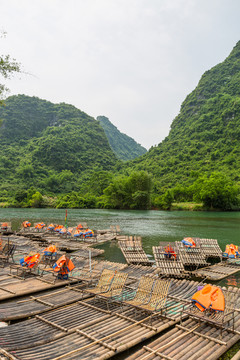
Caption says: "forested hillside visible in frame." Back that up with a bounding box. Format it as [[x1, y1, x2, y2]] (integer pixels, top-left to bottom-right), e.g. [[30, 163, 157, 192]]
[[0, 95, 119, 205], [97, 116, 147, 160], [128, 41, 240, 196]]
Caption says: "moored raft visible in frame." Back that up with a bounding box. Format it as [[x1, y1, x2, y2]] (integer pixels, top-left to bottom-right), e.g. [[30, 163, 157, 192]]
[[176, 240, 209, 270], [195, 238, 222, 260], [192, 262, 240, 280], [0, 278, 201, 360], [0, 284, 92, 322], [153, 242, 187, 278], [124, 286, 240, 360], [119, 237, 151, 265]]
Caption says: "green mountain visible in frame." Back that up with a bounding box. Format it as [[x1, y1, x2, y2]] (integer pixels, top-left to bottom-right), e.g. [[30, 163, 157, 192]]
[[129, 41, 240, 189], [0, 95, 118, 200], [97, 115, 147, 161]]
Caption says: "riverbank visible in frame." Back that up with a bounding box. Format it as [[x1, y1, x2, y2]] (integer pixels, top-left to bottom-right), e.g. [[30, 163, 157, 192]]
[[171, 202, 204, 211], [1, 202, 238, 212]]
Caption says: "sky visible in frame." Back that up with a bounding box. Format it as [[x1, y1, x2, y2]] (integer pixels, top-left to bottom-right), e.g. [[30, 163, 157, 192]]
[[0, 0, 240, 149]]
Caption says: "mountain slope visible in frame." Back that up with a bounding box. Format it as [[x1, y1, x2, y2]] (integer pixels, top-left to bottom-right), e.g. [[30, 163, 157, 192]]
[[97, 115, 147, 161], [128, 41, 240, 189], [0, 95, 117, 195]]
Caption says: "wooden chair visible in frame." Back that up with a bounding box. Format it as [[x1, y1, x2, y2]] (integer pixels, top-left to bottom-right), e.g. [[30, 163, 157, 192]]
[[0, 243, 16, 267], [84, 268, 115, 295], [10, 253, 42, 279], [181, 287, 238, 338], [136, 278, 171, 313], [124, 276, 155, 307], [98, 271, 128, 299]]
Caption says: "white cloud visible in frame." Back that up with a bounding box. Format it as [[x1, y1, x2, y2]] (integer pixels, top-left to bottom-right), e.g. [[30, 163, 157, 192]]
[[0, 0, 240, 148]]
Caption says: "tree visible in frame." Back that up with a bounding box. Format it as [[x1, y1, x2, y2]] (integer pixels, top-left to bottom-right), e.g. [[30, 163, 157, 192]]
[[102, 171, 151, 209], [0, 31, 21, 105], [29, 191, 44, 208], [193, 172, 239, 210]]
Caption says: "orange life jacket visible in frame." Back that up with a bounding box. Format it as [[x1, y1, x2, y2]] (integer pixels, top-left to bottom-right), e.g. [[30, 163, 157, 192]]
[[192, 284, 225, 312], [23, 221, 31, 228], [52, 255, 75, 275]]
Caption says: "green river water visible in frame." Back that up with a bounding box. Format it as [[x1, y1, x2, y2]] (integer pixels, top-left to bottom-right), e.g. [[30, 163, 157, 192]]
[[0, 208, 240, 286]]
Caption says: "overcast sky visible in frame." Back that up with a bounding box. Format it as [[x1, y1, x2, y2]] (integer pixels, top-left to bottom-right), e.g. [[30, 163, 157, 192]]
[[1, 0, 240, 149]]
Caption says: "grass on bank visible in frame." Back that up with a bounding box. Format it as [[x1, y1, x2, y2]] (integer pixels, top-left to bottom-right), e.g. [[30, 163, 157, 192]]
[[171, 202, 204, 211]]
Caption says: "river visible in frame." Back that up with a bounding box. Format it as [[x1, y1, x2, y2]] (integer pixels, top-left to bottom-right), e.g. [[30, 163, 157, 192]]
[[0, 208, 240, 286]]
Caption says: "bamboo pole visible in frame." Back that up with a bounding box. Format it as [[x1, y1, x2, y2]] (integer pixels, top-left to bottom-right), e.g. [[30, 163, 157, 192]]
[[176, 324, 227, 345], [0, 348, 18, 360], [136, 323, 200, 360], [51, 313, 161, 360], [230, 349, 240, 360]]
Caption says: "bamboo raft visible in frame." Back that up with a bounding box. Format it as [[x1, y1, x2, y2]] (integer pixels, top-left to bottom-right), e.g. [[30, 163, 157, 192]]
[[119, 237, 151, 265], [176, 241, 209, 270], [0, 272, 80, 302], [0, 278, 200, 360], [121, 264, 157, 280], [192, 262, 240, 280], [195, 238, 222, 260], [226, 258, 240, 266], [153, 243, 187, 278], [124, 286, 240, 360], [0, 284, 92, 322], [71, 246, 105, 259]]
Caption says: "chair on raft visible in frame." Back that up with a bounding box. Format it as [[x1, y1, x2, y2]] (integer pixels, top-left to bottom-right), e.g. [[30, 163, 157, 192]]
[[121, 278, 171, 323], [181, 285, 239, 338], [10, 252, 42, 279], [41, 255, 75, 283], [0, 242, 16, 267], [42, 244, 59, 266], [83, 268, 116, 296], [135, 278, 171, 314], [94, 270, 128, 311], [123, 276, 155, 307], [97, 271, 128, 299]]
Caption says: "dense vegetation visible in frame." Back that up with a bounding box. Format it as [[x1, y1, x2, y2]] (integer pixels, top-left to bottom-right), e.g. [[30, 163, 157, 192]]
[[124, 41, 240, 209], [0, 95, 119, 205], [1, 41, 240, 210], [97, 116, 147, 161]]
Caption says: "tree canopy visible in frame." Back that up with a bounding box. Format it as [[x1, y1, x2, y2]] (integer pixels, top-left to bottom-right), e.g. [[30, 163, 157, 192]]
[[0, 31, 21, 105]]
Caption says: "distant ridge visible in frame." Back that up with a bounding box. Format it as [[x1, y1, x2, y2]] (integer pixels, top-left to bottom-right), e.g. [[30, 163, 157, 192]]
[[97, 115, 147, 161]]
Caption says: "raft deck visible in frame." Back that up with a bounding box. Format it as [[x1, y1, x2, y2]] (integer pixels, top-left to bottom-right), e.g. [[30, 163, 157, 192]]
[[153, 242, 187, 278], [119, 237, 151, 265], [195, 238, 222, 260], [124, 286, 240, 360], [192, 262, 240, 280], [0, 278, 200, 360], [176, 241, 209, 270]]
